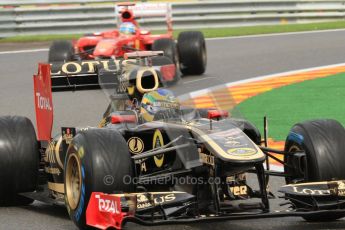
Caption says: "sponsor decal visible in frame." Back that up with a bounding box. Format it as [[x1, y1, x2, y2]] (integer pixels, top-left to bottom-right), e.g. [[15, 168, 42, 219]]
[[223, 136, 242, 147], [136, 194, 151, 209], [62, 127, 76, 145], [136, 194, 176, 209], [127, 137, 144, 154], [153, 130, 164, 167], [289, 181, 345, 196], [35, 92, 52, 111], [227, 148, 257, 156], [95, 194, 120, 214], [292, 186, 331, 195], [199, 152, 215, 166], [152, 101, 179, 109], [51, 60, 116, 75], [140, 162, 147, 172], [230, 185, 248, 196], [50, 59, 137, 76], [154, 193, 175, 204], [211, 129, 243, 138]]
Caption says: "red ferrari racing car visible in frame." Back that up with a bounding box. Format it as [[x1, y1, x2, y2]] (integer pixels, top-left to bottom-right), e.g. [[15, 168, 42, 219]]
[[48, 2, 207, 76]]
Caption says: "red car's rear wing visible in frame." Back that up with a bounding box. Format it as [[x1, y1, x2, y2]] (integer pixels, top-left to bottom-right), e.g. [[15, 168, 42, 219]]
[[115, 2, 173, 35], [33, 63, 53, 141]]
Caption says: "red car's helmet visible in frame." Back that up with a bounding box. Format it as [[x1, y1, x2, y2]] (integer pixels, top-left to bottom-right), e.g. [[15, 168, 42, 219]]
[[119, 22, 136, 35]]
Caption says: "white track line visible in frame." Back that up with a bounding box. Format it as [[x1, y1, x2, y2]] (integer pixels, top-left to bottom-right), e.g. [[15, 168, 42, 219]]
[[0, 48, 48, 55], [184, 76, 216, 84]]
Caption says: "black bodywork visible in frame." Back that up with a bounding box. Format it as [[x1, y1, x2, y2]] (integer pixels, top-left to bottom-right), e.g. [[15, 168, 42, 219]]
[[25, 53, 345, 229]]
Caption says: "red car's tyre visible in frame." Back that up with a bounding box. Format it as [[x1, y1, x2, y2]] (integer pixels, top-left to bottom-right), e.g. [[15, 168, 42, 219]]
[[177, 31, 207, 75], [284, 119, 345, 221], [152, 38, 178, 66], [64, 129, 133, 229], [0, 116, 39, 206], [48, 40, 75, 62]]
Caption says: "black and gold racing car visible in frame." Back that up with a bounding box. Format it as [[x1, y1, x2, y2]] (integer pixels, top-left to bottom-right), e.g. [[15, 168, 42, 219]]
[[0, 52, 345, 230]]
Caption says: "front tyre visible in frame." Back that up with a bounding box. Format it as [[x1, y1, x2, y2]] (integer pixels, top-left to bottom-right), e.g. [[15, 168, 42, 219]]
[[177, 31, 207, 75], [152, 38, 178, 66], [284, 119, 345, 221], [64, 129, 133, 229]]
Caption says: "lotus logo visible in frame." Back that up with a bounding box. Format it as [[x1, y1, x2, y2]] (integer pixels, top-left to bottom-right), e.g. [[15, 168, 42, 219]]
[[227, 148, 256, 156], [292, 186, 331, 195]]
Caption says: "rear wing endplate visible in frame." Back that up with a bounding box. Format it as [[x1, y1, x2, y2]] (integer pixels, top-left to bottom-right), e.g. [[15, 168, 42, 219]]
[[33, 63, 53, 141]]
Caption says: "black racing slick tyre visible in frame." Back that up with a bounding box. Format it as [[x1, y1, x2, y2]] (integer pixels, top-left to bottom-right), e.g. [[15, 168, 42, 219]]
[[177, 31, 207, 75], [284, 119, 345, 221], [48, 40, 74, 62], [0, 116, 39, 206], [64, 129, 133, 229], [152, 38, 178, 66]]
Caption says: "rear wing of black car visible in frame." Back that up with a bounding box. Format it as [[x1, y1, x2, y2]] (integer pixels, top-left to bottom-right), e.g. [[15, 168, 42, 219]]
[[50, 59, 121, 91], [49, 51, 170, 92]]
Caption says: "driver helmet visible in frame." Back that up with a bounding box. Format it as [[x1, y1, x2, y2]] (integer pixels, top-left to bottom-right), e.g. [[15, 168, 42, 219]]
[[140, 88, 180, 122], [119, 22, 136, 35]]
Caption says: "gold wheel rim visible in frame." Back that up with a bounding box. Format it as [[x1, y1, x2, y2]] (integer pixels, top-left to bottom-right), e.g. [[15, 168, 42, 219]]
[[65, 153, 82, 210]]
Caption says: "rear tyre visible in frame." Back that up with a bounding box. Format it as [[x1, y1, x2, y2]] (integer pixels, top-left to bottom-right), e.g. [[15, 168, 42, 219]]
[[177, 31, 207, 75], [48, 40, 75, 62], [64, 129, 133, 229], [284, 119, 345, 221], [0, 116, 39, 206]]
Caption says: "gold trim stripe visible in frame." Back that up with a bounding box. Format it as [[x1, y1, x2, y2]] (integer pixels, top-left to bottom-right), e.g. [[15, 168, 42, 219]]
[[48, 182, 64, 194]]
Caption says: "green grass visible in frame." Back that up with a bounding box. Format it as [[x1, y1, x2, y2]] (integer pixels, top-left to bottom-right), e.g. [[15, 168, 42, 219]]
[[233, 73, 345, 141], [3, 20, 345, 43], [0, 34, 83, 43]]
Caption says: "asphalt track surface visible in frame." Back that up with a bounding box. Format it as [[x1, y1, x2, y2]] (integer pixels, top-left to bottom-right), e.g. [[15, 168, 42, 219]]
[[1, 30, 345, 229]]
